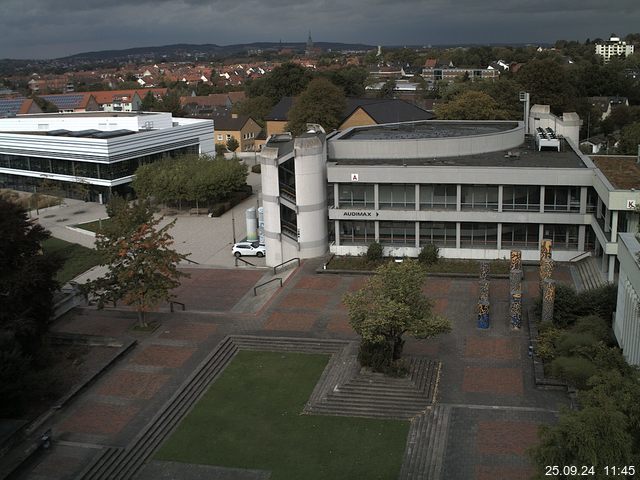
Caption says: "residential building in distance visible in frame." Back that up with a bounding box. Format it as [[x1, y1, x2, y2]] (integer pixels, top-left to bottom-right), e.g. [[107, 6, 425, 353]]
[[587, 96, 629, 120], [0, 98, 42, 118], [180, 92, 246, 117], [421, 61, 499, 84], [265, 97, 434, 137], [0, 112, 214, 202], [37, 93, 101, 113], [214, 113, 262, 152], [595, 34, 635, 63], [92, 89, 168, 112]]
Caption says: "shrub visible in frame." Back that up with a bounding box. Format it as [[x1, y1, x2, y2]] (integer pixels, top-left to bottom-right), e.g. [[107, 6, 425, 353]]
[[571, 315, 613, 344], [251, 164, 261, 174], [550, 356, 598, 389], [418, 244, 439, 265], [551, 283, 580, 327], [366, 241, 383, 262], [555, 331, 600, 357], [535, 323, 562, 362], [577, 284, 617, 324]]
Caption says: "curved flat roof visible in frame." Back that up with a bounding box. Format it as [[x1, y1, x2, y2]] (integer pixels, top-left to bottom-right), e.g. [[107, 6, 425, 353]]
[[339, 121, 519, 141]]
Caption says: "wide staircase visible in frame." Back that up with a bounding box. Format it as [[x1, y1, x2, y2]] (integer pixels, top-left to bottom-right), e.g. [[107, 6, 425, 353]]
[[573, 256, 606, 291], [398, 404, 452, 480]]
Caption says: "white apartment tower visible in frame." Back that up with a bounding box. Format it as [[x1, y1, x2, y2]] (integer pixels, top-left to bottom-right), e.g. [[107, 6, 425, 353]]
[[595, 34, 635, 63]]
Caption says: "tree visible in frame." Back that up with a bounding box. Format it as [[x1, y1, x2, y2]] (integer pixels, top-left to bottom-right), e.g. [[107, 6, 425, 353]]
[[140, 91, 160, 111], [516, 58, 577, 113], [326, 66, 370, 97], [246, 63, 313, 103], [285, 78, 347, 135], [86, 199, 188, 327], [377, 78, 397, 99], [343, 260, 451, 373], [226, 136, 239, 153], [234, 95, 274, 125], [618, 122, 640, 155], [0, 199, 61, 415], [435, 90, 509, 120]]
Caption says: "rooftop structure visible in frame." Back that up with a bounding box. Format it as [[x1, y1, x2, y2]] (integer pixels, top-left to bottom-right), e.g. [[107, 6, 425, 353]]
[[595, 34, 635, 63]]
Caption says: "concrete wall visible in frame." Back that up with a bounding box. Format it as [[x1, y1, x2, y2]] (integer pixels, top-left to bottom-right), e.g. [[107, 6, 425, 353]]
[[329, 121, 524, 160], [528, 105, 582, 146], [259, 145, 283, 266], [614, 233, 640, 366], [294, 135, 328, 259]]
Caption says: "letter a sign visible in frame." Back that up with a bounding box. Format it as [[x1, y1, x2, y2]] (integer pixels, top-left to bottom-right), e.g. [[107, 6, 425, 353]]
[[351, 173, 359, 182]]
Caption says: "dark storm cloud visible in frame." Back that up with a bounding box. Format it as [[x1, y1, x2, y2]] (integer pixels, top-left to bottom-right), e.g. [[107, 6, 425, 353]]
[[1, 0, 639, 59]]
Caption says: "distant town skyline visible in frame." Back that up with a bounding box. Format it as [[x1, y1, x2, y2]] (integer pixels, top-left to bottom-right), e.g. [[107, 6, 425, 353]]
[[1, 0, 639, 60]]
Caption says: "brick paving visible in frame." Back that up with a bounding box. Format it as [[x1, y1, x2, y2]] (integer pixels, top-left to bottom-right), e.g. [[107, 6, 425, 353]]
[[131, 345, 196, 368], [58, 402, 140, 436], [462, 367, 524, 395], [476, 420, 540, 455], [96, 370, 170, 400], [21, 261, 573, 480]]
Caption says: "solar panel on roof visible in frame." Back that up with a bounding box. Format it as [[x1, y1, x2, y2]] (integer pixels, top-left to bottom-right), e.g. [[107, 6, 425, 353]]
[[0, 98, 26, 116], [41, 94, 84, 109]]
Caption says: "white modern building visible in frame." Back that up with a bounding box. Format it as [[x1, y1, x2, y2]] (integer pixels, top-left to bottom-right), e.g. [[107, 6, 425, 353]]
[[0, 111, 214, 202], [259, 109, 640, 284], [595, 35, 635, 63], [614, 233, 640, 366]]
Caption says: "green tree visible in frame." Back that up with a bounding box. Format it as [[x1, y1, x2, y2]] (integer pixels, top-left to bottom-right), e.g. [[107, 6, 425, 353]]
[[140, 91, 160, 111], [234, 95, 274, 125], [435, 90, 509, 120], [343, 260, 451, 372], [516, 58, 577, 113], [326, 65, 369, 97], [31, 95, 59, 112], [246, 63, 313, 103], [618, 122, 640, 155], [285, 78, 347, 135], [377, 78, 397, 99], [226, 136, 240, 152], [86, 200, 188, 327], [0, 199, 61, 415]]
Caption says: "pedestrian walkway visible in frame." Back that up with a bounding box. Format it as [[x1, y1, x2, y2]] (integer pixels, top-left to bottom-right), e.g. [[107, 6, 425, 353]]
[[14, 260, 571, 480]]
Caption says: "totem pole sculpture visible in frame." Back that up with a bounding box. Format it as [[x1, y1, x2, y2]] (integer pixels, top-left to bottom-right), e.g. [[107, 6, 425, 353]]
[[542, 278, 556, 323], [477, 262, 490, 329]]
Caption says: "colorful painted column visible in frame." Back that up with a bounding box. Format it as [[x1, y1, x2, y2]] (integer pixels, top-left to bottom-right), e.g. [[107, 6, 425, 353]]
[[509, 268, 523, 329], [477, 300, 490, 329], [480, 262, 490, 281], [510, 249, 522, 272], [541, 278, 556, 323]]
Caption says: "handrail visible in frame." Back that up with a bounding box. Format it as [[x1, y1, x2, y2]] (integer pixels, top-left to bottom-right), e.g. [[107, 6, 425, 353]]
[[273, 257, 300, 274], [568, 251, 592, 263], [169, 301, 185, 312], [254, 277, 282, 296], [182, 257, 200, 265], [235, 256, 256, 267]]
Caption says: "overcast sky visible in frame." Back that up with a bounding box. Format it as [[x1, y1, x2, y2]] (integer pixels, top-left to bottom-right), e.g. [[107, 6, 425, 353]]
[[1, 0, 639, 59]]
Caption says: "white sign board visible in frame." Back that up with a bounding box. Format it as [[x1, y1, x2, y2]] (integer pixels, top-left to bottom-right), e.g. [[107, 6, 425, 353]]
[[351, 173, 359, 182], [627, 200, 636, 210]]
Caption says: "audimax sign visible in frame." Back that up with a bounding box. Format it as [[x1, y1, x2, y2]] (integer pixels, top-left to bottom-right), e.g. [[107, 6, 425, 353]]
[[342, 211, 379, 217]]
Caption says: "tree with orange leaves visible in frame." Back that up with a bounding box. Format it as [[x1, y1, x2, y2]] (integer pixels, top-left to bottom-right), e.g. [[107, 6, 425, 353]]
[[86, 197, 188, 327]]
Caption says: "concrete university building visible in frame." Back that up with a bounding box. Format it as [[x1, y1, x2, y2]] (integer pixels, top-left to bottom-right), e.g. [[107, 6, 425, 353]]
[[259, 108, 640, 285], [0, 112, 214, 202]]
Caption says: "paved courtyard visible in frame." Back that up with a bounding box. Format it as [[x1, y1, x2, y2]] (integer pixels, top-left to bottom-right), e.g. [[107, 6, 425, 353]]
[[18, 260, 571, 480]]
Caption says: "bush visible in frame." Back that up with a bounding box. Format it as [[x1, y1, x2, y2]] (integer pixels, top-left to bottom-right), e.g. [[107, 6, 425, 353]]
[[554, 331, 600, 357], [357, 341, 409, 376], [418, 244, 439, 265], [577, 284, 617, 324], [251, 164, 261, 174], [550, 356, 598, 389], [551, 283, 580, 327], [366, 241, 383, 262], [571, 315, 613, 344], [535, 323, 562, 362]]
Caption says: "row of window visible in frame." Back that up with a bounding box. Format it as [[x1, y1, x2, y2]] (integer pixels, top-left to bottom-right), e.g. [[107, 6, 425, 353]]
[[336, 184, 593, 212], [339, 220, 590, 250], [0, 146, 199, 181]]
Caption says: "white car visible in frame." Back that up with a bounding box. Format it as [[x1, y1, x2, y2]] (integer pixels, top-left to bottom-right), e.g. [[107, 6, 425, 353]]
[[232, 241, 266, 257]]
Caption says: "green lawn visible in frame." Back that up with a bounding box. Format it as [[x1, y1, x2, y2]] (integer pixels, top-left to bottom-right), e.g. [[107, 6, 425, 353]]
[[42, 238, 102, 284], [74, 218, 111, 233], [156, 351, 409, 480]]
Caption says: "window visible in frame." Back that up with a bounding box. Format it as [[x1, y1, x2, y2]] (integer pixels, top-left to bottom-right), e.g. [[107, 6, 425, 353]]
[[420, 184, 456, 210], [379, 184, 415, 209], [544, 187, 580, 212], [502, 223, 539, 248], [379, 221, 415, 245], [586, 187, 598, 213], [461, 185, 498, 210], [226, 134, 231, 141], [338, 184, 374, 208], [460, 223, 498, 247], [420, 222, 456, 247], [217, 134, 223, 141], [543, 224, 579, 250], [502, 186, 540, 211], [340, 221, 375, 245]]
